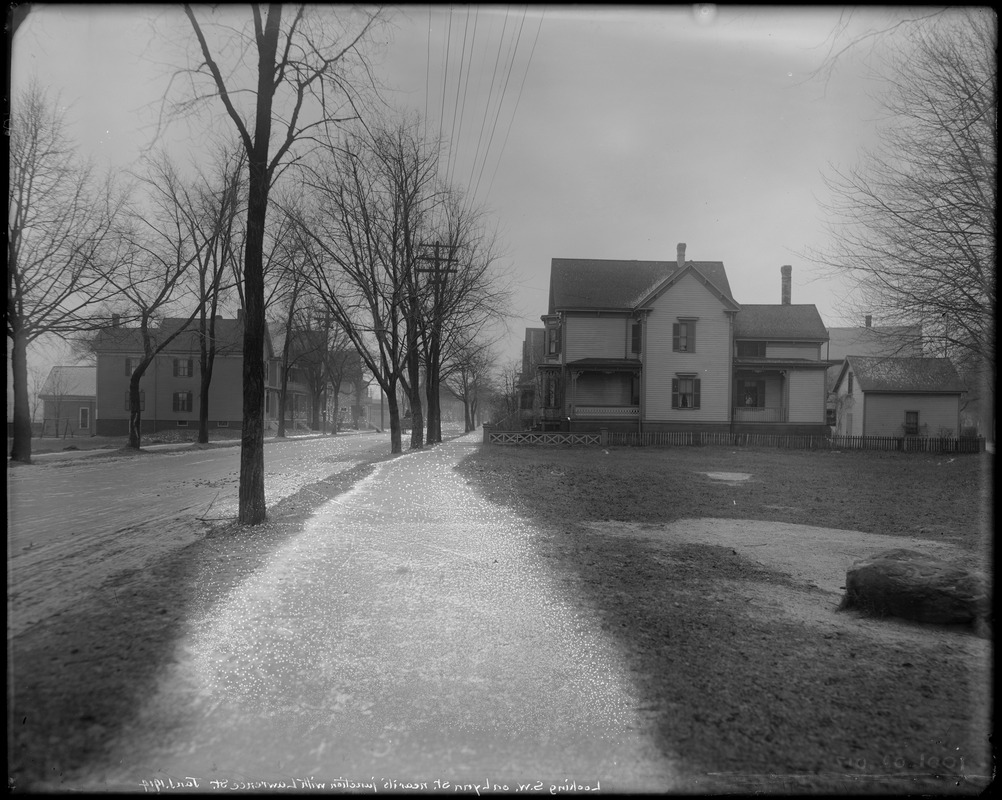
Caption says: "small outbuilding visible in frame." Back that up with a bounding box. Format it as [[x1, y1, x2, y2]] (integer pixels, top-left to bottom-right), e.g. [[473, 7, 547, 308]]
[[831, 356, 965, 438], [39, 365, 97, 437]]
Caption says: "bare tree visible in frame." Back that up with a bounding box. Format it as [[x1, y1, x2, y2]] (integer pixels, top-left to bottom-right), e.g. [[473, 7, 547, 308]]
[[807, 8, 996, 438], [421, 190, 513, 444], [8, 83, 123, 463], [103, 154, 208, 449], [297, 124, 417, 454], [444, 338, 496, 433], [179, 3, 384, 523]]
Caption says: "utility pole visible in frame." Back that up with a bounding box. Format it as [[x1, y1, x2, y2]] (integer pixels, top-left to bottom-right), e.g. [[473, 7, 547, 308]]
[[416, 241, 458, 444]]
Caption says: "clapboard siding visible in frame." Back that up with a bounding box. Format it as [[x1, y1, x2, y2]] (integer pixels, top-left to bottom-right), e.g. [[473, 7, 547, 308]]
[[565, 314, 633, 360], [787, 369, 826, 423], [864, 393, 961, 437], [767, 343, 820, 360], [644, 272, 731, 421]]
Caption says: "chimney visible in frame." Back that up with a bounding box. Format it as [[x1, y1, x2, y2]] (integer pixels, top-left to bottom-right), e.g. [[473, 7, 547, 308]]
[[865, 315, 872, 328], [676, 243, 686, 269], [111, 313, 120, 328], [781, 265, 792, 305]]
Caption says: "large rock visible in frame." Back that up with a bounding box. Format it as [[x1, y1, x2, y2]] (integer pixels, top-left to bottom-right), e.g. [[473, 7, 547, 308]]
[[840, 548, 990, 629]]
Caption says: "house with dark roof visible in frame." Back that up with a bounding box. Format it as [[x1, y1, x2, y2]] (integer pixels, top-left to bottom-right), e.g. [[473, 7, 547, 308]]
[[823, 317, 923, 426], [536, 246, 830, 435], [91, 312, 313, 435], [39, 365, 97, 437], [830, 355, 965, 438]]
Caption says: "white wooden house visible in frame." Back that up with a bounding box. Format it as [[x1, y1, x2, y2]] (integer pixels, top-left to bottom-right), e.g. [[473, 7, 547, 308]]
[[536, 245, 830, 435], [831, 356, 965, 438]]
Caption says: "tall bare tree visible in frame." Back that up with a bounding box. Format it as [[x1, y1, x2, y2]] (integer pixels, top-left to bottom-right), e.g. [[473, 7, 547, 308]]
[[102, 154, 208, 449], [420, 190, 512, 444], [179, 3, 384, 523], [808, 8, 996, 437], [8, 83, 123, 463]]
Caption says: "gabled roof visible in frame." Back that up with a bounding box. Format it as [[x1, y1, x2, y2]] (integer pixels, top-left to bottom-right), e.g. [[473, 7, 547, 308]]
[[826, 325, 923, 362], [837, 356, 965, 394], [734, 305, 829, 341], [548, 258, 734, 313], [39, 366, 96, 398]]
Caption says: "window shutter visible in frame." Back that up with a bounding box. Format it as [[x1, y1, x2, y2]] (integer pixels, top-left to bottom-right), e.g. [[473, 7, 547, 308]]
[[672, 324, 679, 351], [173, 359, 179, 377], [689, 324, 695, 352], [631, 323, 641, 354], [671, 377, 679, 409], [693, 378, 701, 409], [188, 358, 194, 377]]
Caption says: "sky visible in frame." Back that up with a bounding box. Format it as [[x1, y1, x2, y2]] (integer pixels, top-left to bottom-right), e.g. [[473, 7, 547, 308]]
[[11, 4, 920, 380]]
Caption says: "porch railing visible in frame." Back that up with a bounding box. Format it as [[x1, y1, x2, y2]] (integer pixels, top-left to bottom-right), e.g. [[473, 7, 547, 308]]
[[733, 406, 787, 423], [572, 405, 640, 417]]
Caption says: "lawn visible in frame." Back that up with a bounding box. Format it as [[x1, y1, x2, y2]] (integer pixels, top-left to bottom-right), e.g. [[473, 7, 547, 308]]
[[455, 444, 993, 794]]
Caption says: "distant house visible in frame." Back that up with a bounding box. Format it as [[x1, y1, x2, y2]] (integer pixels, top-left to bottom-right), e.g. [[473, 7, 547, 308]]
[[824, 317, 923, 426], [92, 312, 296, 435], [830, 355, 965, 438], [517, 328, 545, 425], [536, 247, 830, 435], [39, 366, 97, 437]]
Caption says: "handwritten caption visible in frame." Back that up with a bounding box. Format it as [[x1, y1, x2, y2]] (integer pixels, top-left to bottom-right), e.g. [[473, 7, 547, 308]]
[[139, 776, 601, 794]]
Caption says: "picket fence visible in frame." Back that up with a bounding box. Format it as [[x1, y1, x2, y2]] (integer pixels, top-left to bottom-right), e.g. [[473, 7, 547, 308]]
[[483, 425, 986, 454]]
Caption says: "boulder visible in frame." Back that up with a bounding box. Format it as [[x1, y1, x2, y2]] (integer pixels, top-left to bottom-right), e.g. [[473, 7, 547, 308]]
[[840, 548, 990, 629]]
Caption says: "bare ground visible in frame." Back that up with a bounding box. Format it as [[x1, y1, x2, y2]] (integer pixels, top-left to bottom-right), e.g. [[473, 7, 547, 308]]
[[454, 445, 994, 794], [7, 441, 994, 794]]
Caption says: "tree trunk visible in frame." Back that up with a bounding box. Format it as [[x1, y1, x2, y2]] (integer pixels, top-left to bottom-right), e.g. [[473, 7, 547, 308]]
[[237, 147, 271, 525], [127, 373, 144, 449], [9, 328, 33, 463], [197, 311, 217, 444]]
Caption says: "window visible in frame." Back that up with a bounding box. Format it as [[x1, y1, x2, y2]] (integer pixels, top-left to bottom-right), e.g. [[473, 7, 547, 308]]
[[736, 341, 766, 358], [124, 357, 138, 376], [672, 376, 701, 409], [542, 372, 562, 408], [826, 407, 837, 426], [738, 379, 765, 408], [630, 322, 642, 355], [177, 420, 188, 427], [847, 373, 854, 395], [672, 320, 696, 352], [546, 325, 561, 356], [124, 390, 146, 411], [79, 407, 90, 429], [173, 391, 193, 412], [904, 411, 919, 435], [173, 358, 194, 377], [217, 420, 229, 428]]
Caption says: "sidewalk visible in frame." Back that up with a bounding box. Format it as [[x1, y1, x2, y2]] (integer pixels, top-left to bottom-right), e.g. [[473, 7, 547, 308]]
[[74, 432, 676, 792]]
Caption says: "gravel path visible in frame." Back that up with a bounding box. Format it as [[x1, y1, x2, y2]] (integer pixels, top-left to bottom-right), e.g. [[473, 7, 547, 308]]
[[68, 433, 675, 792]]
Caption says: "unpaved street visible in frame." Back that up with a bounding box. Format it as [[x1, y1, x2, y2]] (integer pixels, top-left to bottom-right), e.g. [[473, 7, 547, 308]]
[[61, 433, 676, 792], [6, 433, 389, 640]]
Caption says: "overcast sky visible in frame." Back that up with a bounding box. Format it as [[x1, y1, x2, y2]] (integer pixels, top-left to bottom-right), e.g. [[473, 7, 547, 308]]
[[12, 4, 917, 372]]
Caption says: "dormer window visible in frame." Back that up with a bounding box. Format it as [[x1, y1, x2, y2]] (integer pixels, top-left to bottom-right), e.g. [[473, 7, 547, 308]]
[[673, 319, 696, 353]]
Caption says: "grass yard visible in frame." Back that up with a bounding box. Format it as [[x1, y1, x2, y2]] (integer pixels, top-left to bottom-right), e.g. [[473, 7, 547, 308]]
[[455, 444, 993, 794]]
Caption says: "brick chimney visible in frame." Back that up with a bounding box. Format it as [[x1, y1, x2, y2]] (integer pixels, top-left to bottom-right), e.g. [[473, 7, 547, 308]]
[[781, 265, 792, 305], [865, 315, 872, 328], [111, 313, 120, 327], [677, 243, 686, 269]]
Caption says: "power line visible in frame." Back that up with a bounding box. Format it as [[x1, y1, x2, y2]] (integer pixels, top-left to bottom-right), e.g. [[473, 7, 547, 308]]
[[484, 8, 544, 204]]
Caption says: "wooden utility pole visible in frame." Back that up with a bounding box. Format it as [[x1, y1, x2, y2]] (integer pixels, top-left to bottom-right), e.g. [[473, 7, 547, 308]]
[[416, 241, 458, 444]]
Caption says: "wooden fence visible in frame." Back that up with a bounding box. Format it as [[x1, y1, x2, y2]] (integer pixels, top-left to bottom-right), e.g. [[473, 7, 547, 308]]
[[484, 425, 986, 453]]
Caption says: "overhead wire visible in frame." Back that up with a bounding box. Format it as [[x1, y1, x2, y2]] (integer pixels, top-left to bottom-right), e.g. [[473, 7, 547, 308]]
[[483, 7, 544, 204]]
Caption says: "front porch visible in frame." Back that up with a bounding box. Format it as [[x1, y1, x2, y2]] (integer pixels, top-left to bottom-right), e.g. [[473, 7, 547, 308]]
[[539, 358, 641, 431]]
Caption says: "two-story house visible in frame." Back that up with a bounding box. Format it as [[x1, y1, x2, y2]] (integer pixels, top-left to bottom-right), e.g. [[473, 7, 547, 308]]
[[537, 245, 830, 436], [92, 311, 301, 435]]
